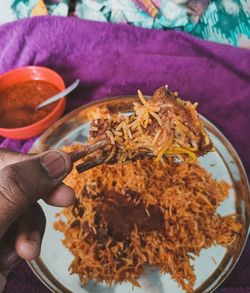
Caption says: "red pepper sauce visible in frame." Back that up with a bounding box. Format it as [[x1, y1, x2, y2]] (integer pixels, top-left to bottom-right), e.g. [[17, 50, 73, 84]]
[[0, 80, 60, 128]]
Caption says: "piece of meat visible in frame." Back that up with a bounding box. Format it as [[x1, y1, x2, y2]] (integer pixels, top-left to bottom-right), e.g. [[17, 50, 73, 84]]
[[151, 86, 213, 156], [74, 85, 213, 172]]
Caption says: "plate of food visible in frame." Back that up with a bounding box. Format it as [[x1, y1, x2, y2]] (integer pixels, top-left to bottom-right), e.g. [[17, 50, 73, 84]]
[[28, 86, 250, 293]]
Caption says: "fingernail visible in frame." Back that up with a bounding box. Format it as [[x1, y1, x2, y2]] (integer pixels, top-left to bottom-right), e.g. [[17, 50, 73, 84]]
[[27, 231, 40, 245], [40, 151, 66, 180], [0, 272, 6, 292]]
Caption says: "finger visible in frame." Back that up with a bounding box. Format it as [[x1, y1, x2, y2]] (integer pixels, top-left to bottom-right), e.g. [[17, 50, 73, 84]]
[[15, 203, 46, 260], [0, 249, 20, 273], [44, 183, 75, 207], [0, 223, 20, 271], [0, 150, 72, 236], [0, 149, 75, 206], [0, 148, 30, 169], [0, 272, 6, 292]]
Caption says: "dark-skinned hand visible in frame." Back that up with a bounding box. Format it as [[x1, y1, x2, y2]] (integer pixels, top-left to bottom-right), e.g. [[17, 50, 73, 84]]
[[0, 148, 75, 291]]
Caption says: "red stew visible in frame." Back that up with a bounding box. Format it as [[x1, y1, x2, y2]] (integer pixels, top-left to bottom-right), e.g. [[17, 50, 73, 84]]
[[0, 80, 60, 128]]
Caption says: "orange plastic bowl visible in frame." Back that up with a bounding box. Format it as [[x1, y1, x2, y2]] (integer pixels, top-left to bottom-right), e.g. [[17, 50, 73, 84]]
[[0, 66, 66, 139]]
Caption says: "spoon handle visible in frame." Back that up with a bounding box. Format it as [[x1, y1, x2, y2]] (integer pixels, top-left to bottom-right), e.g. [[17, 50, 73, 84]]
[[37, 79, 80, 110]]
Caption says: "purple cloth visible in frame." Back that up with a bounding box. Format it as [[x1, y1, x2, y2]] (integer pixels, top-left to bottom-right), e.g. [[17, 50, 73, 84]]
[[0, 16, 249, 293]]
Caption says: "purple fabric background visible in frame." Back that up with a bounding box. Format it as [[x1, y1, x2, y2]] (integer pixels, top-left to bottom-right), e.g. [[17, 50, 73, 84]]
[[0, 16, 249, 293]]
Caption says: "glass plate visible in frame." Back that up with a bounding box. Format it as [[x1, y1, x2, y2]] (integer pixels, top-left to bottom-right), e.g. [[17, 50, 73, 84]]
[[28, 96, 250, 293]]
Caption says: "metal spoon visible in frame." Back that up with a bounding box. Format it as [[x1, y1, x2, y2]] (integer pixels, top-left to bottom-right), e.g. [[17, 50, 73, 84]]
[[36, 79, 80, 111]]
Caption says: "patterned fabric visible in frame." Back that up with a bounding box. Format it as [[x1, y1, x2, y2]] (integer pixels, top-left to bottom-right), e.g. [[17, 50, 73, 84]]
[[72, 0, 209, 31], [0, 0, 249, 47], [0, 1, 209, 31], [192, 0, 250, 47]]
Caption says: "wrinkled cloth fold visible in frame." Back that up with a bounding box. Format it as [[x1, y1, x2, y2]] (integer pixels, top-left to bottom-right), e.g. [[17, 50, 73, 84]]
[[0, 16, 249, 293]]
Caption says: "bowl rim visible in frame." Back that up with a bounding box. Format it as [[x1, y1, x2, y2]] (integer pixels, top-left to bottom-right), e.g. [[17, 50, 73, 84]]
[[0, 66, 66, 132]]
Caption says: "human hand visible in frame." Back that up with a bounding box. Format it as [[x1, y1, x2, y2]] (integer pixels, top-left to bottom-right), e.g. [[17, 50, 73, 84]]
[[0, 148, 75, 291]]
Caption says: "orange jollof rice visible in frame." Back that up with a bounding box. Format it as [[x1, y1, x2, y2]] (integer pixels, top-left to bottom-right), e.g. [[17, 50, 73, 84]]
[[54, 145, 241, 292]]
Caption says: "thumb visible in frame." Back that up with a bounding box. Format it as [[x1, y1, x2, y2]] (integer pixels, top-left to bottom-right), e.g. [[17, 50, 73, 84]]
[[0, 150, 72, 235]]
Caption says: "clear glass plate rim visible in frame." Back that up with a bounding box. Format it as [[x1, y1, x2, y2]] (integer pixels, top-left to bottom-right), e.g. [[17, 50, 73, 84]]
[[27, 95, 250, 293]]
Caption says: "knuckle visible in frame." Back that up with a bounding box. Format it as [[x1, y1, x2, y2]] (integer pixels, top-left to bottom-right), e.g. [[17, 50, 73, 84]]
[[2, 164, 21, 181], [0, 165, 32, 207]]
